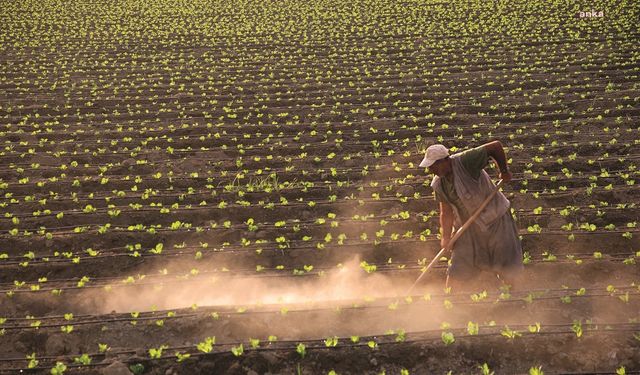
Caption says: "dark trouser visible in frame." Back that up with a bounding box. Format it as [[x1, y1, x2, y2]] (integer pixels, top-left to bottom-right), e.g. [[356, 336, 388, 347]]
[[447, 212, 523, 283]]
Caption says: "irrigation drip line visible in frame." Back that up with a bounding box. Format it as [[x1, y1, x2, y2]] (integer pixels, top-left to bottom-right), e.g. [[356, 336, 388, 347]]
[[0, 240, 638, 272], [25, 31, 640, 54], [7, 78, 631, 107], [0, 198, 635, 227], [6, 65, 633, 97], [5, 40, 621, 69], [6, 67, 638, 97], [1, 283, 636, 328], [9, 81, 633, 108], [0, 264, 629, 295]]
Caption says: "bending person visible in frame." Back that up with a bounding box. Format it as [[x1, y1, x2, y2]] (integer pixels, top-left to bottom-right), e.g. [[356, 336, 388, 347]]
[[419, 141, 523, 291]]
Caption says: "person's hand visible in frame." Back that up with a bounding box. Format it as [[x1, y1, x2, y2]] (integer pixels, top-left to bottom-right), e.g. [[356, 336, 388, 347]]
[[440, 237, 451, 251], [499, 169, 512, 183]]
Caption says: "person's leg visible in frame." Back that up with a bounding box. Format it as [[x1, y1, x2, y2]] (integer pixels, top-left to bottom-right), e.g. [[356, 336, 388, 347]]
[[488, 212, 524, 290], [446, 227, 480, 293]]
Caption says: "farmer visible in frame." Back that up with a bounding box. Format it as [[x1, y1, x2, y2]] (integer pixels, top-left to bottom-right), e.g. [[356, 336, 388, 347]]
[[419, 141, 523, 291]]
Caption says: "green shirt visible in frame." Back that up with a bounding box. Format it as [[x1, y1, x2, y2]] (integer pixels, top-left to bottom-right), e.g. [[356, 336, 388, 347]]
[[434, 146, 489, 221]]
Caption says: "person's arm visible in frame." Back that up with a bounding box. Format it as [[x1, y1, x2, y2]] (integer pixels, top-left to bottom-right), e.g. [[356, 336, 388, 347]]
[[484, 140, 512, 182], [440, 201, 454, 250]]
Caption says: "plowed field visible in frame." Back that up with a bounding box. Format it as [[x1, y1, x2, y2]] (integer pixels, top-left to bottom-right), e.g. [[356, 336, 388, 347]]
[[1, 0, 639, 373]]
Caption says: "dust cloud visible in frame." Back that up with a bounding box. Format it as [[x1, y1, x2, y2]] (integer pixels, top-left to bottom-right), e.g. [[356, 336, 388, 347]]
[[83, 256, 417, 314]]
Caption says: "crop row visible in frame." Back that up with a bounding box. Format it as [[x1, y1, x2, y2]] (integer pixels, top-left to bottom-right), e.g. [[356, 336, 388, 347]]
[[0, 164, 635, 212], [1, 186, 636, 243], [2, 114, 637, 158], [2, 26, 635, 67], [1, 190, 635, 228], [1, 224, 636, 264], [0, 171, 635, 216], [2, 108, 635, 147], [3, 281, 640, 324], [2, 323, 637, 373], [0, 204, 636, 252], [2, 0, 634, 51], [1, 101, 636, 147], [2, 63, 635, 111], [2, 57, 635, 104], [2, 254, 639, 295], [3, 80, 636, 128], [1, 29, 635, 77], [0, 231, 636, 283], [2, 110, 635, 149], [1, 156, 636, 202], [1, 132, 636, 180], [2, 77, 636, 122]]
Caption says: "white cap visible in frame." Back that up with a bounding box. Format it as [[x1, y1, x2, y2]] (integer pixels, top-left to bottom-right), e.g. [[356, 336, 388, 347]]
[[419, 144, 449, 168]]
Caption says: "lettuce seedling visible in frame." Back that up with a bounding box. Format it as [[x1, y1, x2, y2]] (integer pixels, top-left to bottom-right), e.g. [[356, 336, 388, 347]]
[[296, 343, 306, 358]]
